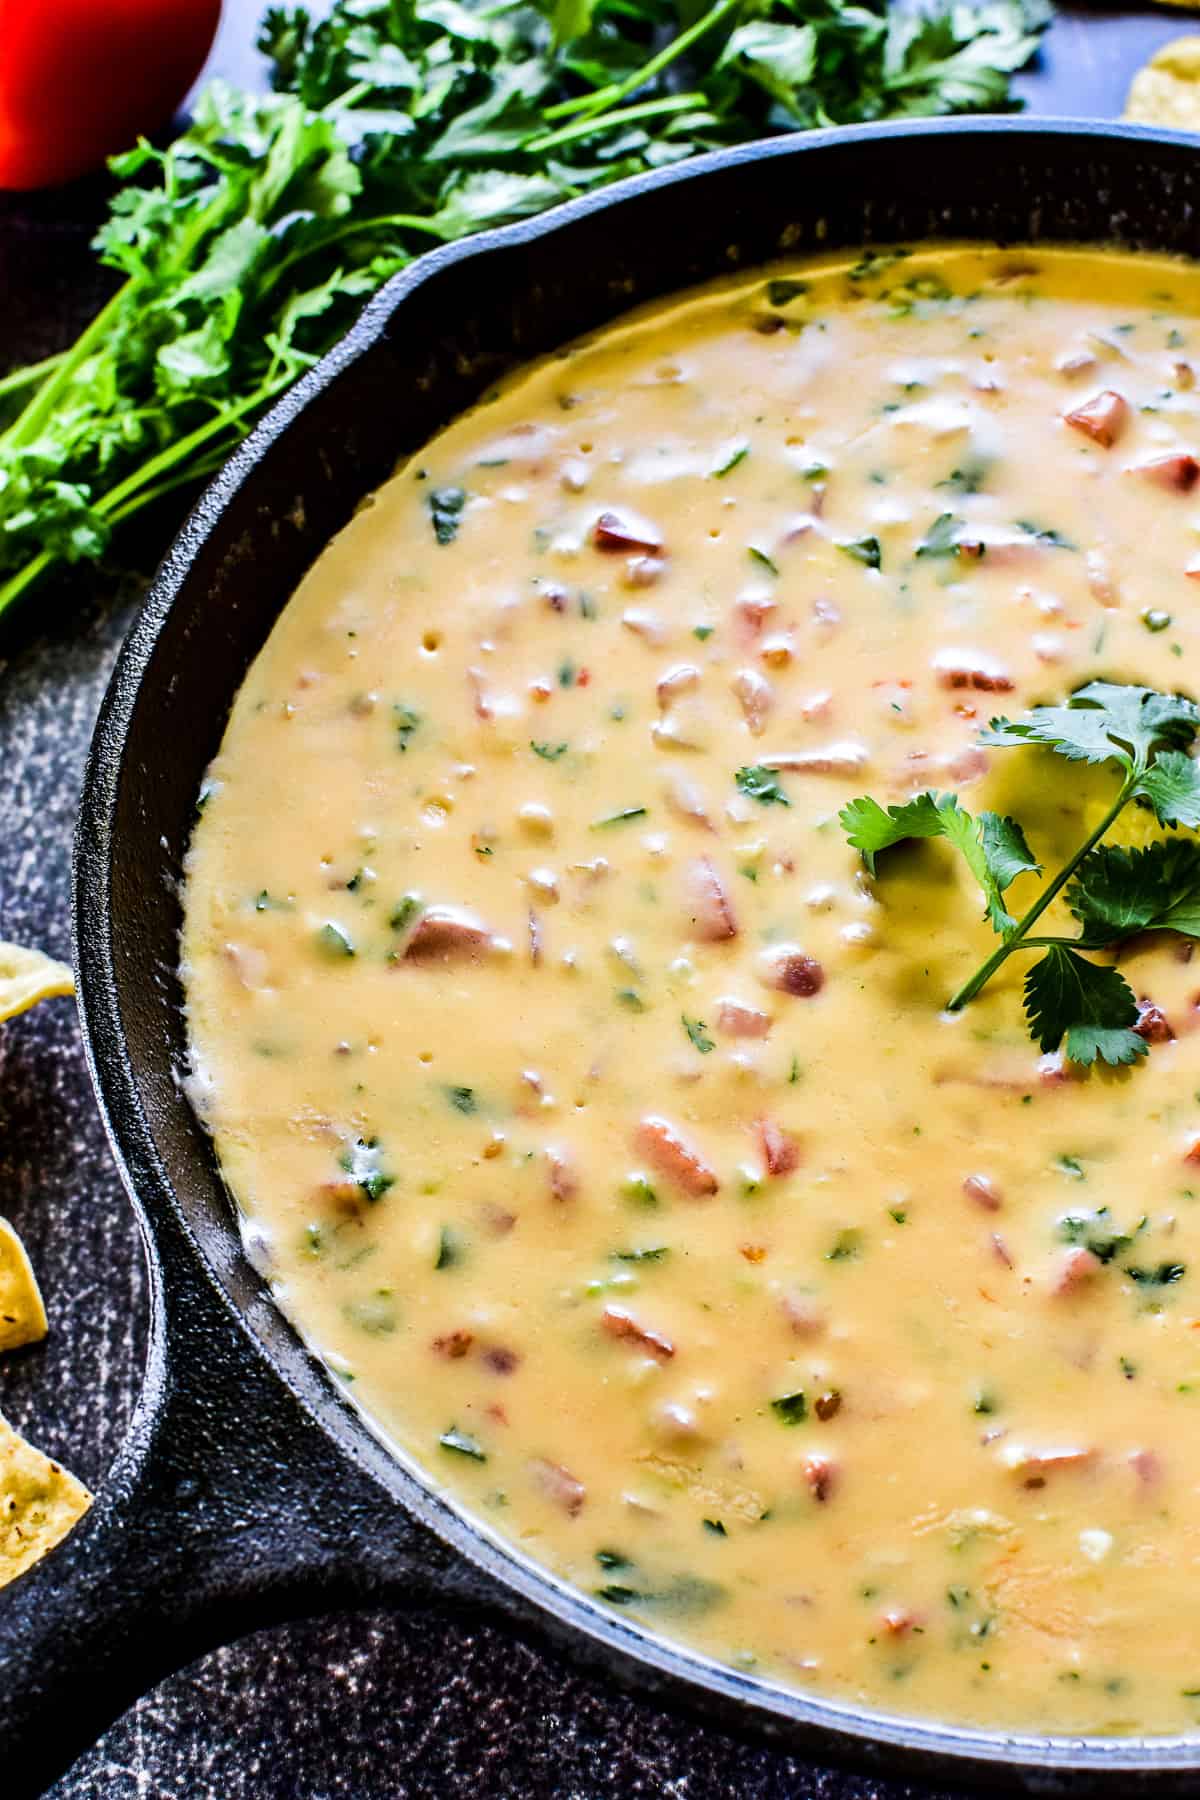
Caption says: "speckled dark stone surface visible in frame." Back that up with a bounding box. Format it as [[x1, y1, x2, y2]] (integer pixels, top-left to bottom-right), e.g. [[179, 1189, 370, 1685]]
[[0, 5, 1175, 1794]]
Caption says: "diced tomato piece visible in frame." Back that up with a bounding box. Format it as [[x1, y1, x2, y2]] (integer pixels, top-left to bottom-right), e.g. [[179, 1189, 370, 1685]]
[[1133, 452, 1200, 492], [635, 1115, 719, 1197], [932, 648, 1014, 693], [601, 1304, 675, 1360], [716, 999, 772, 1039], [760, 948, 825, 997], [759, 1118, 801, 1176], [1064, 389, 1128, 447], [593, 509, 663, 552], [547, 1148, 578, 1203], [731, 667, 773, 735], [404, 907, 493, 963], [684, 857, 737, 943], [1134, 999, 1174, 1044], [962, 1172, 1002, 1211], [531, 1457, 586, 1516], [803, 1454, 838, 1503], [1051, 1246, 1102, 1295]]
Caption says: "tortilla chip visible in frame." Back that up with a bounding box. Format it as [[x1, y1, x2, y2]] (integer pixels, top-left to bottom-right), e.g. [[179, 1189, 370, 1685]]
[[1125, 36, 1200, 128], [0, 1218, 47, 1353], [0, 940, 74, 1024], [0, 1410, 91, 1587]]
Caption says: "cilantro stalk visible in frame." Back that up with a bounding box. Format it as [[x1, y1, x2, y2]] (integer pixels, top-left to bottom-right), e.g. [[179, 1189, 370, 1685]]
[[0, 351, 68, 403], [535, 0, 744, 129], [946, 774, 1135, 1011], [842, 683, 1200, 1068]]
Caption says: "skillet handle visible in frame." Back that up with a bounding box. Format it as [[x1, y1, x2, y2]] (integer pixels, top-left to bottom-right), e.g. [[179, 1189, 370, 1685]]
[[0, 1223, 500, 1800]]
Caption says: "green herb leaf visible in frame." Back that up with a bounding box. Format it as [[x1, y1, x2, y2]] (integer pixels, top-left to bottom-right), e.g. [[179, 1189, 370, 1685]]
[[682, 1014, 715, 1054], [316, 921, 355, 958], [439, 1425, 487, 1462], [736, 765, 790, 807], [390, 893, 423, 934], [1138, 751, 1200, 829], [1023, 945, 1147, 1067], [339, 1135, 394, 1203], [748, 545, 779, 576], [1067, 839, 1200, 941], [445, 1084, 477, 1114], [984, 682, 1200, 775], [838, 534, 882, 570], [915, 511, 963, 557], [343, 1292, 398, 1337], [1058, 1207, 1131, 1264], [531, 739, 568, 761], [429, 485, 466, 545], [712, 441, 750, 477], [840, 789, 1037, 927], [435, 1225, 463, 1269], [839, 790, 946, 873], [770, 1391, 808, 1425], [940, 802, 1040, 933], [1125, 1261, 1186, 1287], [394, 704, 421, 751]]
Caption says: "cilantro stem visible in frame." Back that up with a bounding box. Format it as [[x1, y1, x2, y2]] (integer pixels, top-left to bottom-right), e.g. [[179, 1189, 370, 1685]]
[[0, 351, 67, 403], [539, 0, 743, 124], [0, 551, 50, 616], [947, 775, 1137, 1011], [0, 371, 297, 622], [0, 282, 130, 453], [526, 92, 708, 154], [256, 213, 445, 303]]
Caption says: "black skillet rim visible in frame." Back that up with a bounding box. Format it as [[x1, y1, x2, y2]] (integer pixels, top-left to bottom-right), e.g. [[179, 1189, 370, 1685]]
[[73, 114, 1200, 1784]]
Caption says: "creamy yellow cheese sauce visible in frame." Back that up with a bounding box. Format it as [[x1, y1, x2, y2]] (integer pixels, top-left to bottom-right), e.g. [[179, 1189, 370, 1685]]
[[183, 245, 1200, 1736]]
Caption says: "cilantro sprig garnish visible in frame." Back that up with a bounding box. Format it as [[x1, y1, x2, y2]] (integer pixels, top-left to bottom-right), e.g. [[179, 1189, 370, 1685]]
[[841, 682, 1200, 1068]]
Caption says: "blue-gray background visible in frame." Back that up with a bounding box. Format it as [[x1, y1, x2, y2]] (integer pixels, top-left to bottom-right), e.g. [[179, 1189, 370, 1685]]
[[0, 3, 1179, 1793]]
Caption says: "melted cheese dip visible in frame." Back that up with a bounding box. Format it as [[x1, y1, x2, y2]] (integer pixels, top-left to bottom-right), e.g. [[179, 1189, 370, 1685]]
[[184, 246, 1200, 1735]]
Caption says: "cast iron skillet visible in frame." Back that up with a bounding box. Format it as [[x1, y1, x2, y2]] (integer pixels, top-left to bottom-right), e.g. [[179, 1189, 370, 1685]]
[[4, 115, 1200, 1800]]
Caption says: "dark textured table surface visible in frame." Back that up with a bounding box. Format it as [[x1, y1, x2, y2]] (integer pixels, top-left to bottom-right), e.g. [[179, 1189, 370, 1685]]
[[0, 3, 1189, 1794]]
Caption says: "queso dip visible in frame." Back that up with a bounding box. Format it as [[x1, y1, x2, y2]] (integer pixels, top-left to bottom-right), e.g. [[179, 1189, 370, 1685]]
[[183, 245, 1200, 1735]]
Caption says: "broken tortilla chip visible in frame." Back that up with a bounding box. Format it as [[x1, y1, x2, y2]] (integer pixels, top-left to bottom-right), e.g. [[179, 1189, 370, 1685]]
[[1125, 36, 1200, 128], [0, 1218, 47, 1353], [0, 1410, 91, 1587], [0, 940, 74, 1024]]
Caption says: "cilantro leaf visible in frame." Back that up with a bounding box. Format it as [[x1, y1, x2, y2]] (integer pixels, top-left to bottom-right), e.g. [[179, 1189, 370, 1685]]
[[1137, 751, 1200, 829], [838, 534, 882, 570], [736, 765, 790, 807], [915, 511, 963, 557], [1058, 1207, 1132, 1264], [840, 790, 1038, 928], [838, 791, 946, 874], [941, 804, 1039, 933], [984, 682, 1200, 775], [978, 812, 1041, 897], [1023, 946, 1147, 1067], [1068, 839, 1200, 941]]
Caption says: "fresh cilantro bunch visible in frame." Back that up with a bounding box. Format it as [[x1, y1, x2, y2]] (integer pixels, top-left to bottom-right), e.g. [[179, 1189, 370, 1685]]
[[0, 0, 1049, 620], [842, 682, 1200, 1068]]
